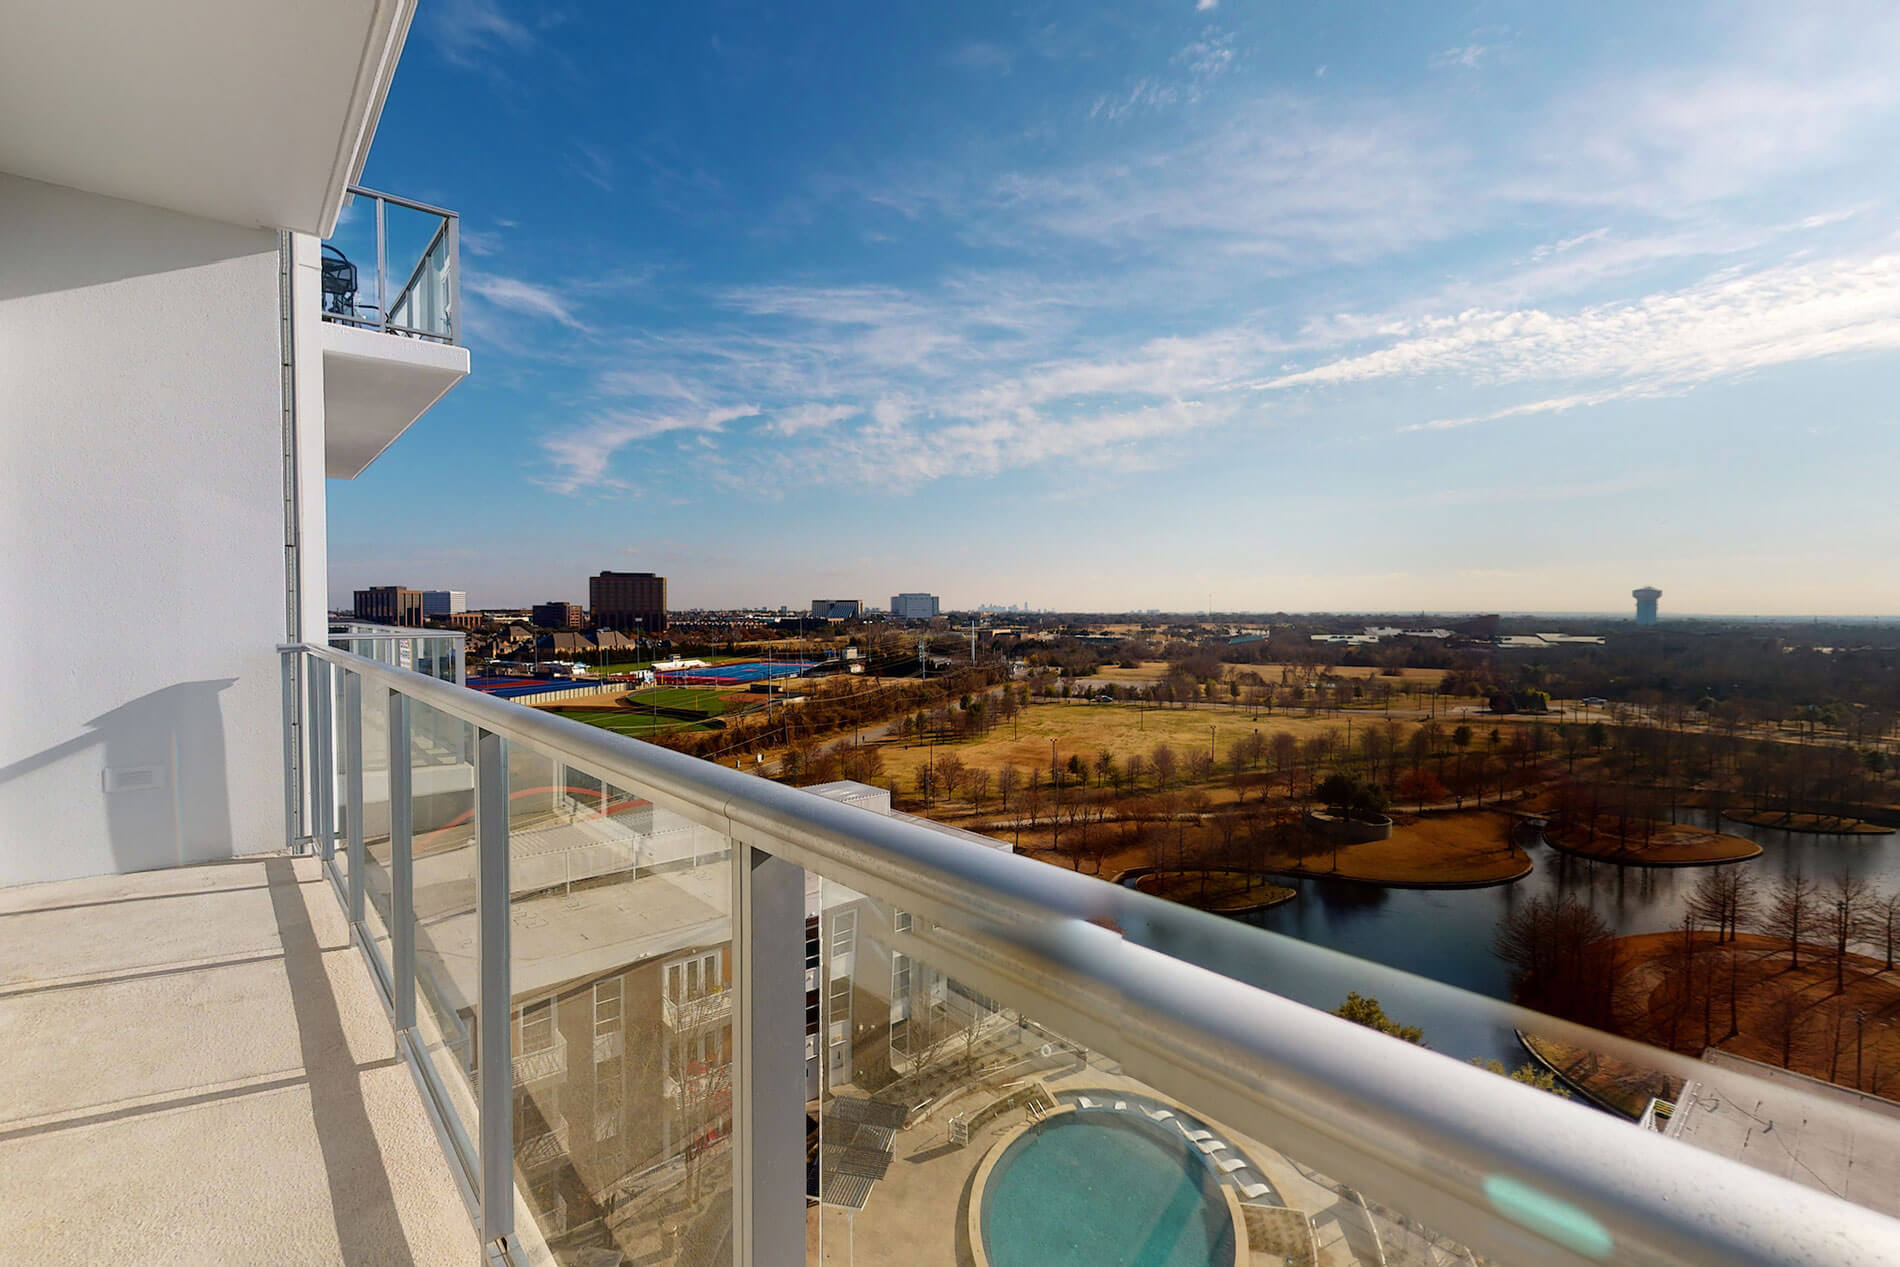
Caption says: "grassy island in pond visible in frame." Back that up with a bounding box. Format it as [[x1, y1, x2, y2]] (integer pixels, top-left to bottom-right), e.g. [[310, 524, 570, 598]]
[[1722, 809, 1892, 836], [1543, 820, 1761, 866]]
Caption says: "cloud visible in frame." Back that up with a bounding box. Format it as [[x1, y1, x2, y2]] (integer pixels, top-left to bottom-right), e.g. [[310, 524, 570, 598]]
[[464, 274, 590, 330], [947, 42, 1013, 73], [541, 404, 760, 493], [1090, 32, 1237, 120], [1197, 0, 1219, 11], [1431, 44, 1492, 71], [423, 0, 535, 69], [567, 141, 615, 192], [1264, 251, 1900, 427], [769, 403, 858, 435]]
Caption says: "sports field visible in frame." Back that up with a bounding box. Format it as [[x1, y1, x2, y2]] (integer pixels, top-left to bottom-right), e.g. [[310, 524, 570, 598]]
[[658, 659, 815, 685]]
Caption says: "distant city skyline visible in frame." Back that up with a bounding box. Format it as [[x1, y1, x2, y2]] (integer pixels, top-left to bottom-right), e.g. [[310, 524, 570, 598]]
[[331, 2, 1900, 615]]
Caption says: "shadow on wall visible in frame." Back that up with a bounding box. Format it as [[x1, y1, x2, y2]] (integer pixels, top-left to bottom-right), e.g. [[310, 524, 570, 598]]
[[0, 680, 236, 875], [0, 172, 277, 304]]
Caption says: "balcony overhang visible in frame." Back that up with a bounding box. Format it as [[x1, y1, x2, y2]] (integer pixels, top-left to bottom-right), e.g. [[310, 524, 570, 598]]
[[322, 320, 468, 478], [0, 0, 413, 235]]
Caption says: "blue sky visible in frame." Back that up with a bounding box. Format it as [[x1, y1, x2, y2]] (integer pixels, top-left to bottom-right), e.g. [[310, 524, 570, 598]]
[[331, 0, 1900, 616]]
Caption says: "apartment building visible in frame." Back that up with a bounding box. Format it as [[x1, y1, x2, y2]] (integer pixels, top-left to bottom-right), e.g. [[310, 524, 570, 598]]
[[532, 600, 587, 629], [423, 588, 467, 616]]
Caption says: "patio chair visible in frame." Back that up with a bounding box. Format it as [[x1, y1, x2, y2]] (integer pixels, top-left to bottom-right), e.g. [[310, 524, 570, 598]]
[[320, 244, 358, 317], [1238, 1180, 1272, 1201], [1182, 1127, 1214, 1141], [1144, 1108, 1175, 1122], [1076, 1096, 1096, 1108], [1114, 1100, 1128, 1111], [1196, 1139, 1229, 1154], [1216, 1157, 1248, 1174]]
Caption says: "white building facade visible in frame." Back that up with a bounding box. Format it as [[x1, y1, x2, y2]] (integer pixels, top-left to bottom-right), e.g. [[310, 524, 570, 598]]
[[0, 4, 467, 886]]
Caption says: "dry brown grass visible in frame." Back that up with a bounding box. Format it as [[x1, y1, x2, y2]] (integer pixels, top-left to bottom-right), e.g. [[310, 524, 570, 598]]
[[1263, 811, 1533, 886], [1546, 821, 1762, 865], [1615, 932, 1900, 1096]]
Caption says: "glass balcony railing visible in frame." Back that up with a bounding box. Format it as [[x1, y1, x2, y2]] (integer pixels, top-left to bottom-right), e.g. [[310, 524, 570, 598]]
[[328, 621, 465, 684], [320, 185, 459, 344], [280, 640, 1900, 1267]]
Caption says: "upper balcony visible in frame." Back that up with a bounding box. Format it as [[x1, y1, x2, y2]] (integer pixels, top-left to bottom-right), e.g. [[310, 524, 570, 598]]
[[318, 185, 470, 478]]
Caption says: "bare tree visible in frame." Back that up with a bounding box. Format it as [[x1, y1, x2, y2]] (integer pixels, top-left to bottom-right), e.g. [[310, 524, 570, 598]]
[[1151, 744, 1179, 790], [1758, 872, 1818, 970], [1818, 873, 1877, 994], [1878, 888, 1900, 970], [1686, 867, 1759, 943]]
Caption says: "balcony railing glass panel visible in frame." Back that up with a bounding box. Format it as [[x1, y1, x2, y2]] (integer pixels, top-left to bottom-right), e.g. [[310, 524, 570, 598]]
[[358, 675, 397, 994], [321, 186, 459, 344], [506, 746, 736, 1264], [409, 698, 482, 1177]]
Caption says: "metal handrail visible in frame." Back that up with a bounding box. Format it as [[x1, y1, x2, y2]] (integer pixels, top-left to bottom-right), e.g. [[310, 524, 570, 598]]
[[287, 641, 1900, 1266]]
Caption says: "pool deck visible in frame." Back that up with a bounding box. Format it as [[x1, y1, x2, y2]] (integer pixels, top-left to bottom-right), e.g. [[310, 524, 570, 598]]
[[804, 1049, 1430, 1267]]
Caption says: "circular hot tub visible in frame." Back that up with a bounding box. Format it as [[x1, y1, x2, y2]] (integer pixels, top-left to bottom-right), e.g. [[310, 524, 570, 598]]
[[971, 1107, 1241, 1267]]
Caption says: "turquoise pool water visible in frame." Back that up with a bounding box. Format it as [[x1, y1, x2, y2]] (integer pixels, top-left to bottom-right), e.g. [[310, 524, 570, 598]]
[[980, 1113, 1236, 1267]]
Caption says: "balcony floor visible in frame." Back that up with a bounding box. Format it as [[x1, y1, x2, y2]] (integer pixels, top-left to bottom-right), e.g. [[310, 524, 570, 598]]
[[0, 855, 480, 1265]]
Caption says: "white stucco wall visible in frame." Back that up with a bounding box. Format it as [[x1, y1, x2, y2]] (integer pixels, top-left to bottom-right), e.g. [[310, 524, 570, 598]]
[[0, 173, 291, 884]]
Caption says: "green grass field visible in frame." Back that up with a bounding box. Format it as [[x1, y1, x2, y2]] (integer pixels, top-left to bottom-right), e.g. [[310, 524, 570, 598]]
[[626, 687, 728, 715], [562, 710, 709, 736]]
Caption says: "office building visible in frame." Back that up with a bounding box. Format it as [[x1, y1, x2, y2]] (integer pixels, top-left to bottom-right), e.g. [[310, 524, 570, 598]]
[[1634, 586, 1662, 625], [811, 598, 862, 620], [2, 9, 1888, 1267], [531, 600, 585, 629], [354, 585, 424, 627], [590, 570, 668, 633], [422, 588, 466, 616], [891, 592, 940, 619]]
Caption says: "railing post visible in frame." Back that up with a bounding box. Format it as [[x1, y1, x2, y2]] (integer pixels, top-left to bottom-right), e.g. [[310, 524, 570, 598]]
[[475, 728, 514, 1252], [389, 691, 415, 1032], [311, 658, 334, 862], [343, 669, 365, 930], [281, 649, 301, 850], [446, 212, 461, 345], [375, 193, 388, 335], [733, 844, 807, 1267]]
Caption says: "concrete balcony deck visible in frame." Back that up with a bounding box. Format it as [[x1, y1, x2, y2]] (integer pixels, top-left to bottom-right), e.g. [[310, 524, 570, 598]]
[[0, 854, 479, 1265]]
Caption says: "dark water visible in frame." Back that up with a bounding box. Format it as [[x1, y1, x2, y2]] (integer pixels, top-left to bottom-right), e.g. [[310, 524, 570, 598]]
[[1227, 813, 1900, 1066]]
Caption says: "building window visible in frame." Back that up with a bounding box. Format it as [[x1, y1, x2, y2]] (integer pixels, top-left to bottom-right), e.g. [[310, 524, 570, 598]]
[[892, 953, 911, 1003], [514, 998, 556, 1054], [830, 909, 856, 958], [593, 978, 622, 1041], [665, 949, 725, 1002]]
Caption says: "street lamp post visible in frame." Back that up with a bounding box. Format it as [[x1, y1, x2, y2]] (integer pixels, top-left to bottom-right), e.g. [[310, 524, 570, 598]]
[[1857, 1009, 1867, 1089]]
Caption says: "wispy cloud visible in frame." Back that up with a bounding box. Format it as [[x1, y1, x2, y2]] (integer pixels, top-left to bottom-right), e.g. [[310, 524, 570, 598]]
[[567, 141, 615, 192], [1266, 252, 1900, 427], [542, 404, 761, 494], [1090, 31, 1237, 120], [947, 42, 1013, 73], [423, 0, 535, 70], [464, 274, 591, 331]]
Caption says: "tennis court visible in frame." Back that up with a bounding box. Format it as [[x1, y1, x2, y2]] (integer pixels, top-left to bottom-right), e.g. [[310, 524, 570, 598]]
[[656, 659, 816, 685]]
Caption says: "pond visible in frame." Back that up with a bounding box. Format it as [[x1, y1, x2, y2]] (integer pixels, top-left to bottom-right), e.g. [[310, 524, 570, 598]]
[[1232, 812, 1900, 1066]]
